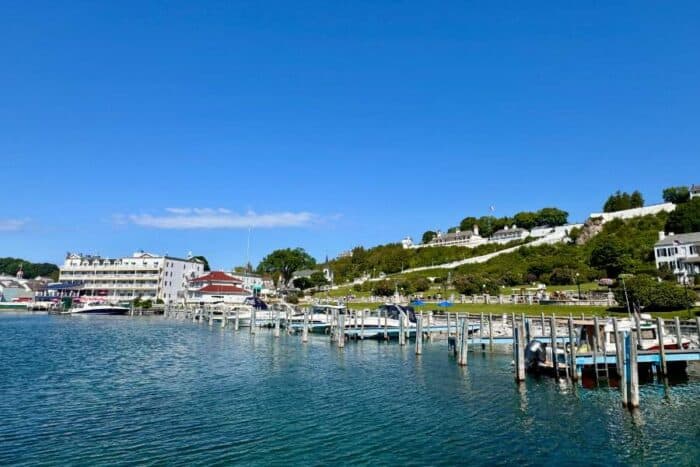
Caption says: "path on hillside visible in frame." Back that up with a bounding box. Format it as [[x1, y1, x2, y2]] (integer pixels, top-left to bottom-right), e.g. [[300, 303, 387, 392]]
[[346, 231, 569, 285]]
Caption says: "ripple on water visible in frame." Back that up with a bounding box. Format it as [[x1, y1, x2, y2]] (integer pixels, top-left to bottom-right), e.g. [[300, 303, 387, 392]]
[[0, 314, 699, 466]]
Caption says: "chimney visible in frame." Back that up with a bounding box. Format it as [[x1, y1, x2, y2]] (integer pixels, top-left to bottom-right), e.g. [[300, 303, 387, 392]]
[[658, 231, 665, 241]]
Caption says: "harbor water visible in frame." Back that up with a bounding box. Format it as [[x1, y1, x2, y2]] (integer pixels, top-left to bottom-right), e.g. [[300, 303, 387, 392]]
[[1, 313, 699, 465]]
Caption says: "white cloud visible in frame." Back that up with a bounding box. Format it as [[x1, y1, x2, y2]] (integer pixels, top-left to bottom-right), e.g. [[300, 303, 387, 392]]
[[0, 219, 27, 232], [126, 209, 319, 229]]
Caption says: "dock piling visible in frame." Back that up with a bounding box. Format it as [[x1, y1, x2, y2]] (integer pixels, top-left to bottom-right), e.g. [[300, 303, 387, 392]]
[[457, 318, 468, 366], [550, 316, 559, 379], [629, 332, 640, 408], [656, 317, 667, 376], [302, 308, 309, 343], [415, 316, 423, 355], [338, 314, 345, 348]]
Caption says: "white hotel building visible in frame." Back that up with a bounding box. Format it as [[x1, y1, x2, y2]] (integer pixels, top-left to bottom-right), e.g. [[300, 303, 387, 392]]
[[654, 232, 700, 283], [59, 251, 205, 303]]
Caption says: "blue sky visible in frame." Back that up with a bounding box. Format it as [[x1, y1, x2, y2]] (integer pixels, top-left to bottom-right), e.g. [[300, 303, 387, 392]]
[[1, 1, 698, 269]]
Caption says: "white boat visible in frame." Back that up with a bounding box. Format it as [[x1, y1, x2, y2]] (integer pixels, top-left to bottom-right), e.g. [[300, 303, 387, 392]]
[[67, 301, 130, 315], [576, 316, 690, 352]]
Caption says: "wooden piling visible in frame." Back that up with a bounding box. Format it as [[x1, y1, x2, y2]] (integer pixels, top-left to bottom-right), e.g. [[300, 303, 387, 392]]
[[629, 332, 640, 408], [540, 312, 545, 336], [612, 318, 622, 377], [399, 312, 406, 346], [674, 316, 682, 350], [360, 308, 365, 340], [458, 318, 468, 366], [338, 314, 345, 348], [302, 308, 309, 343], [592, 316, 600, 384], [415, 316, 423, 355], [234, 309, 240, 331], [567, 317, 576, 380], [515, 322, 526, 382], [383, 309, 388, 341], [274, 310, 280, 338], [250, 308, 256, 335], [447, 312, 451, 337], [550, 316, 559, 379], [621, 332, 629, 407], [488, 313, 493, 349], [656, 317, 667, 376]]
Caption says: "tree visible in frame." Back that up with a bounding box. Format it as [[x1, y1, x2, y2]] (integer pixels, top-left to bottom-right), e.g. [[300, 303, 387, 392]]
[[447, 226, 458, 233], [662, 186, 690, 204], [191, 255, 210, 271], [412, 277, 431, 292], [603, 190, 644, 212], [665, 198, 700, 234], [421, 231, 437, 244], [257, 248, 316, 286], [372, 280, 395, 297], [589, 238, 631, 278], [613, 275, 694, 311], [513, 211, 538, 230], [630, 190, 644, 208], [292, 277, 313, 290], [309, 271, 329, 288], [535, 207, 569, 226], [459, 216, 478, 232], [453, 274, 499, 295]]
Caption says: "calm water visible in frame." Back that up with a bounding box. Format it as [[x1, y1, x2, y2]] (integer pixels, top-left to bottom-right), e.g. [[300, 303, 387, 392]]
[[1, 314, 699, 466]]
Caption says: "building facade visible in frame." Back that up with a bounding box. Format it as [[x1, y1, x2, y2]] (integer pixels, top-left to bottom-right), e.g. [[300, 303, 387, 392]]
[[58, 251, 205, 303], [186, 271, 248, 304], [654, 232, 700, 283], [490, 226, 530, 244]]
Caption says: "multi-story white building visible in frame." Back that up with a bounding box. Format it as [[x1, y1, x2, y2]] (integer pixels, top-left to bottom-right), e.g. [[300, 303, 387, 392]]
[[230, 271, 265, 292], [654, 232, 700, 283], [59, 251, 205, 303]]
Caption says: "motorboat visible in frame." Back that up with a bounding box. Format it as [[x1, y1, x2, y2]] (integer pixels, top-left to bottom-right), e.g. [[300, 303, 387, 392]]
[[576, 316, 690, 352], [66, 301, 130, 315]]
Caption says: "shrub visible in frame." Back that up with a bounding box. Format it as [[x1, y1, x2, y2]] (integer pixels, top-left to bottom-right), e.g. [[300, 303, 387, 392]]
[[613, 275, 693, 311], [372, 280, 395, 297]]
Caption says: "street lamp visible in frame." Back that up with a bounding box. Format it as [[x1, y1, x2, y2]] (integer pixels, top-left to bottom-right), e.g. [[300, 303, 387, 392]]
[[575, 273, 581, 301]]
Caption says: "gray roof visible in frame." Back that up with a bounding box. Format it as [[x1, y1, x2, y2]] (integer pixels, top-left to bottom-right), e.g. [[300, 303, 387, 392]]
[[432, 231, 474, 242], [691, 184, 700, 193], [655, 232, 700, 246], [492, 227, 528, 237]]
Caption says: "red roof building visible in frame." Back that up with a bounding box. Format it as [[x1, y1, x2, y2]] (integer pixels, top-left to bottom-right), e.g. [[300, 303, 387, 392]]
[[187, 271, 248, 303]]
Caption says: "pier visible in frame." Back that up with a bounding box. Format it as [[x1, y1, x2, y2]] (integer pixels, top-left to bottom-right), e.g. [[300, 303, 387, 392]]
[[155, 304, 700, 408]]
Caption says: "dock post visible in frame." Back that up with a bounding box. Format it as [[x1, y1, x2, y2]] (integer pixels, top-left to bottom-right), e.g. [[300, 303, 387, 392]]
[[383, 309, 388, 341], [427, 311, 432, 340], [234, 309, 240, 331], [274, 310, 280, 338], [488, 313, 493, 349], [550, 316, 559, 379], [479, 312, 484, 342], [360, 309, 365, 340], [593, 316, 601, 384], [525, 317, 531, 343], [567, 317, 576, 380], [656, 317, 667, 376], [250, 308, 256, 335], [674, 316, 683, 350], [629, 332, 640, 408], [621, 332, 629, 407], [415, 315, 423, 355], [221, 311, 226, 328], [338, 314, 345, 348], [515, 322, 526, 382], [399, 313, 406, 346], [302, 308, 309, 343], [447, 312, 451, 336], [540, 312, 545, 337], [613, 318, 622, 377], [458, 318, 468, 366]]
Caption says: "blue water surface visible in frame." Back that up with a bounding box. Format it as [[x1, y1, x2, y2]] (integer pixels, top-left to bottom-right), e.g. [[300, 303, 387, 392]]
[[0, 314, 698, 466]]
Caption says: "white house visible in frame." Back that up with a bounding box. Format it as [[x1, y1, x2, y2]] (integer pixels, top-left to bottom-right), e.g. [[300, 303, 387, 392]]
[[404, 225, 487, 249], [490, 225, 529, 244], [59, 251, 205, 303], [654, 231, 700, 283], [230, 271, 265, 293], [690, 184, 700, 200]]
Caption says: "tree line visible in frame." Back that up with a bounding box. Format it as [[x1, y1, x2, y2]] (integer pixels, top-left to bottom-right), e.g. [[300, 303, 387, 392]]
[[0, 258, 59, 280]]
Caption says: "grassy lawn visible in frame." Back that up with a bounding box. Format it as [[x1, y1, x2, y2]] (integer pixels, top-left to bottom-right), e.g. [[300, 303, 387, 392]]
[[344, 301, 699, 319]]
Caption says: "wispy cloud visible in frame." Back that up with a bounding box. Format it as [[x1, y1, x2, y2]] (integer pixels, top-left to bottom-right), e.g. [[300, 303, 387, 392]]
[[123, 208, 320, 229], [0, 219, 28, 232]]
